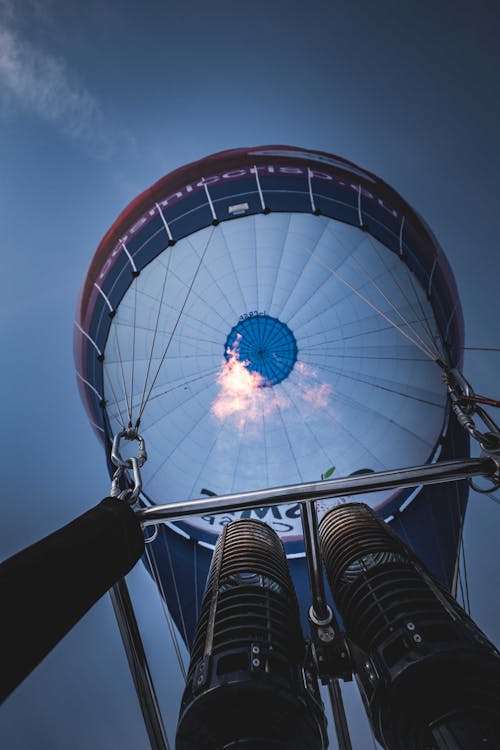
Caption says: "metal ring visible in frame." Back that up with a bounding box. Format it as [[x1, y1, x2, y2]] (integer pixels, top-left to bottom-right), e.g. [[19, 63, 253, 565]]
[[309, 604, 333, 627], [118, 488, 136, 504], [109, 453, 143, 503], [144, 525, 159, 544], [111, 429, 147, 469], [124, 456, 142, 502], [469, 476, 500, 495], [448, 367, 474, 399]]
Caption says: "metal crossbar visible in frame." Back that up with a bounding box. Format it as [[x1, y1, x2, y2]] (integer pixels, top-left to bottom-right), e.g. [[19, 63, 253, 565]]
[[122, 454, 497, 750], [136, 456, 497, 526]]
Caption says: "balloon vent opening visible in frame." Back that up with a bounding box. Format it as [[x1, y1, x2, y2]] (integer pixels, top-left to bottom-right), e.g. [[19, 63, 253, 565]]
[[176, 519, 327, 750], [224, 315, 297, 386]]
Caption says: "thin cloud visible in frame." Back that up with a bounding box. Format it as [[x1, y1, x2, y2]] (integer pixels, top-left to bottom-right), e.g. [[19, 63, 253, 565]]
[[0, 19, 113, 157]]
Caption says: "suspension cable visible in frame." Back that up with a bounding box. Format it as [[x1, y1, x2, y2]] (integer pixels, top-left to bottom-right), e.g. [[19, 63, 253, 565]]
[[328, 226, 444, 361], [460, 531, 471, 615], [144, 541, 188, 682], [461, 346, 500, 353], [459, 394, 500, 409], [301, 245, 443, 364], [347, 231, 443, 360], [137, 242, 174, 422], [136, 226, 216, 424]]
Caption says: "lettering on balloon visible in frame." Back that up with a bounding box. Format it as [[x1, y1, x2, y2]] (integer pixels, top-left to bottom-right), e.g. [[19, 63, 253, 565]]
[[99, 163, 400, 281]]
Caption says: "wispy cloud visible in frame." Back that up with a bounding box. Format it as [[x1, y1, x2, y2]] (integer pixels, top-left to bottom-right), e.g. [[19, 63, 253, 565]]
[[0, 10, 114, 157]]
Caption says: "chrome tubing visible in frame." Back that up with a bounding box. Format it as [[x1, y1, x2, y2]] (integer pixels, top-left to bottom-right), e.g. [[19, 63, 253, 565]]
[[110, 579, 170, 750], [137, 456, 496, 526]]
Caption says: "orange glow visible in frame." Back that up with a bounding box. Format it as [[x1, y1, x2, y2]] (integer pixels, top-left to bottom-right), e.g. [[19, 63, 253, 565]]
[[295, 362, 332, 408], [211, 336, 333, 430], [211, 335, 268, 425]]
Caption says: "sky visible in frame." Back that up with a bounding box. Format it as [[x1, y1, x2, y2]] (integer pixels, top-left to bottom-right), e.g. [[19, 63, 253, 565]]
[[1, 1, 499, 748]]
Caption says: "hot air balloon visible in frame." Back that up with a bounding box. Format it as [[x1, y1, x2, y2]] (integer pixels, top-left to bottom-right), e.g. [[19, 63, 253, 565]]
[[73, 146, 500, 748]]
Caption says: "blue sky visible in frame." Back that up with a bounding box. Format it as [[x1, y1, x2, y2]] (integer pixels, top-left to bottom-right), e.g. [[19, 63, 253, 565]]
[[1, 1, 499, 748]]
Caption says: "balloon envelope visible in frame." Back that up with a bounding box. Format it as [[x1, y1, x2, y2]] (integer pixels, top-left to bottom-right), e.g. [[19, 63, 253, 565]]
[[75, 146, 468, 642]]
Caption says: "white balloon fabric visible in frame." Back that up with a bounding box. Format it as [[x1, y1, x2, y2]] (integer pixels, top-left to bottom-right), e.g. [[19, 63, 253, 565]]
[[75, 146, 465, 552]]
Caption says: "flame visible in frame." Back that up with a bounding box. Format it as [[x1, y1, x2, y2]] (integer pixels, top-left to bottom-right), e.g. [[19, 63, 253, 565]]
[[295, 362, 332, 408], [211, 335, 268, 425], [211, 335, 333, 431]]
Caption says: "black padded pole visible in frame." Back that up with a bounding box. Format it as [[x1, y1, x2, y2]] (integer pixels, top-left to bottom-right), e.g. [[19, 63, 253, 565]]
[[0, 498, 144, 702]]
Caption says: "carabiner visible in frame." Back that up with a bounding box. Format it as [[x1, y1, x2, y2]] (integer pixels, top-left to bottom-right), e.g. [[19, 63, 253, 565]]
[[111, 428, 147, 469], [110, 430, 147, 504]]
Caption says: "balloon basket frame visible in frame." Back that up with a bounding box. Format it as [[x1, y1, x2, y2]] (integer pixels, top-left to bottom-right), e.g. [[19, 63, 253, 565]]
[[113, 454, 499, 750]]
